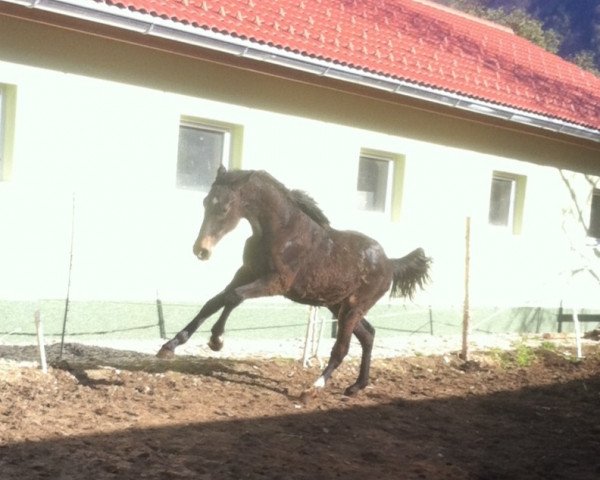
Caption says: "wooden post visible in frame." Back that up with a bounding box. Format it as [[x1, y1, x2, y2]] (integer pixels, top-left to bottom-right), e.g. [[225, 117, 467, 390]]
[[34, 310, 48, 374], [60, 193, 76, 360], [572, 307, 583, 359], [156, 291, 166, 339], [428, 305, 434, 336], [461, 217, 471, 361]]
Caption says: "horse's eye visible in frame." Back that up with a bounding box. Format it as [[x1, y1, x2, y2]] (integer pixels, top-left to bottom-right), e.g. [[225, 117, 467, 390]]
[[212, 202, 230, 217]]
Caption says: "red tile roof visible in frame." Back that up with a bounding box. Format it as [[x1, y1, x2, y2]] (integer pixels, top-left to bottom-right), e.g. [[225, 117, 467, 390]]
[[99, 0, 600, 132]]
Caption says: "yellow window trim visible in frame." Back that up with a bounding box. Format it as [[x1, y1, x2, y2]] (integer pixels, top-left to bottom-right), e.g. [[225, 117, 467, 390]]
[[360, 148, 406, 222], [491, 170, 527, 235], [1, 84, 17, 181], [180, 115, 244, 170]]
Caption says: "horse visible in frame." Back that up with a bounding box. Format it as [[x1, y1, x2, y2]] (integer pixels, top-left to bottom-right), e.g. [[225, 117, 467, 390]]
[[157, 166, 431, 398]]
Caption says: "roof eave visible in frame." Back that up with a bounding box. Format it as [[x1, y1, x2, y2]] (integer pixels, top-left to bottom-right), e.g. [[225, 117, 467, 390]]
[[2, 0, 599, 144]]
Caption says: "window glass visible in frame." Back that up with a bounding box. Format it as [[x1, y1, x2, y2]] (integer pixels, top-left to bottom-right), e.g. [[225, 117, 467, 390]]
[[0, 87, 5, 178], [488, 175, 515, 227], [356, 156, 390, 212], [588, 189, 600, 238], [176, 124, 228, 190]]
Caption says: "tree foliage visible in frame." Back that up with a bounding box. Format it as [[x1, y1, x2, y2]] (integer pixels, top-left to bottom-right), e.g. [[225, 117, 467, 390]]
[[485, 7, 562, 53], [433, 0, 600, 76]]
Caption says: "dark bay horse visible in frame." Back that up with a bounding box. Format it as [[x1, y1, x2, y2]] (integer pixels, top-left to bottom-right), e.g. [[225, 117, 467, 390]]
[[158, 166, 431, 397]]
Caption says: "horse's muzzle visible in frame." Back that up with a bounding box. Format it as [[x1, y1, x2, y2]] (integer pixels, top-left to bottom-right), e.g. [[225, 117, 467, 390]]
[[196, 247, 211, 261], [193, 236, 214, 261]]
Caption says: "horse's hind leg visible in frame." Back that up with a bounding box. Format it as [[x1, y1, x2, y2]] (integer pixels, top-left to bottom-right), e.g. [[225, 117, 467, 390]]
[[306, 306, 362, 394], [303, 308, 375, 399], [345, 318, 375, 396]]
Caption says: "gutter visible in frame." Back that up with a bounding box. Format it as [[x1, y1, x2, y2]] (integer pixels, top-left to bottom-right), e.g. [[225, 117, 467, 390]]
[[3, 0, 599, 143]]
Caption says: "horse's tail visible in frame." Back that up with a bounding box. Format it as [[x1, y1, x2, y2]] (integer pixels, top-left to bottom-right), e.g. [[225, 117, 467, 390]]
[[389, 248, 431, 299]]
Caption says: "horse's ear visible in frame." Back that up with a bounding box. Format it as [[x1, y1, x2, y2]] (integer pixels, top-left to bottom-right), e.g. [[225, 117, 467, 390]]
[[216, 164, 227, 180]]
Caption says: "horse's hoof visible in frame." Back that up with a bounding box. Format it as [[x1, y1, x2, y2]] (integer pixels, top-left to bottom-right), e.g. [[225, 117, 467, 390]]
[[208, 336, 224, 351], [299, 387, 320, 405], [156, 346, 175, 359], [343, 383, 365, 397]]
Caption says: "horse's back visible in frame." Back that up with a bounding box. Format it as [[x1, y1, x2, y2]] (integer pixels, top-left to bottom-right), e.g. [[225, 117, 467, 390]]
[[285, 227, 392, 307], [328, 228, 393, 284]]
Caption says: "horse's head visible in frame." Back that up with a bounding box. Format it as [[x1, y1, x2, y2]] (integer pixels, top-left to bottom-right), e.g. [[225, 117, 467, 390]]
[[193, 167, 243, 260]]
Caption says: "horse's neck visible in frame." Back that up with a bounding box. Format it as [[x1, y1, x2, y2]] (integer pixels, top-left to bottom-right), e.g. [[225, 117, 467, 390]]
[[247, 216, 263, 238], [242, 183, 294, 237]]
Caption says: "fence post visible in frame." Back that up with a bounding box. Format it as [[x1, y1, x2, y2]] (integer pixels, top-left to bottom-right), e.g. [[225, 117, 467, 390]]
[[572, 307, 583, 359], [156, 292, 166, 339], [35, 310, 48, 374], [60, 192, 76, 360], [461, 216, 471, 361], [428, 305, 434, 336]]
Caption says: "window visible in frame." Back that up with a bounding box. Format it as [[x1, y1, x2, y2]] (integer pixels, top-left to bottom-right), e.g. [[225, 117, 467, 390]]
[[357, 156, 390, 212], [356, 150, 405, 220], [488, 175, 515, 227], [488, 171, 526, 233], [588, 189, 600, 238], [0, 84, 16, 181], [176, 119, 242, 190]]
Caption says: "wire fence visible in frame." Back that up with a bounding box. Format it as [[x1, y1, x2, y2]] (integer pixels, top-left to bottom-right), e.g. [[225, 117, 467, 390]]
[[2, 298, 599, 345]]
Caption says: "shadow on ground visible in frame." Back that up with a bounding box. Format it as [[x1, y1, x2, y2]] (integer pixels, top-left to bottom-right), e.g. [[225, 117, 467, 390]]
[[0, 342, 291, 394], [1, 342, 599, 480]]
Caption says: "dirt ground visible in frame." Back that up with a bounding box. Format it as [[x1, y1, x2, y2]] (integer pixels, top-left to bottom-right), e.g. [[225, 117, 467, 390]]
[[1, 341, 600, 480]]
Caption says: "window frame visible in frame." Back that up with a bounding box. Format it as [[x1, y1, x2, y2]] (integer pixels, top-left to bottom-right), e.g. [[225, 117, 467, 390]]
[[0, 83, 17, 182], [587, 188, 600, 239], [488, 171, 527, 235], [175, 116, 243, 192], [355, 149, 405, 221]]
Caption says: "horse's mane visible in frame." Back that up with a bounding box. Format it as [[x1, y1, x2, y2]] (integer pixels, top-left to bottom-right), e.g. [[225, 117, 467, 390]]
[[289, 189, 331, 228], [215, 169, 330, 228]]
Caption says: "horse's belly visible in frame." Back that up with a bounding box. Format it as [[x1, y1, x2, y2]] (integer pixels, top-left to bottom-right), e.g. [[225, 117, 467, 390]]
[[285, 281, 354, 306], [285, 257, 363, 306]]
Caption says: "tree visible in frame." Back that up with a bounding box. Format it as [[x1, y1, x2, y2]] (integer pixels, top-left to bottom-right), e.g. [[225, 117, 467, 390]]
[[436, 1, 562, 53], [569, 51, 600, 77], [433, 0, 600, 75], [485, 8, 562, 53]]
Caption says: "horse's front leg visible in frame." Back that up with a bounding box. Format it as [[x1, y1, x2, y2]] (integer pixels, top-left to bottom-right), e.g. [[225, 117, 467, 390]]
[[158, 267, 261, 358], [157, 292, 227, 358], [232, 275, 287, 300], [207, 302, 240, 351], [206, 267, 260, 351], [206, 274, 288, 353]]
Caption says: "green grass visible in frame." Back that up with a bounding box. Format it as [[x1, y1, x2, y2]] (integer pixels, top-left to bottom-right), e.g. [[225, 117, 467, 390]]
[[539, 341, 558, 352], [514, 344, 537, 367], [488, 343, 537, 369], [488, 341, 564, 369]]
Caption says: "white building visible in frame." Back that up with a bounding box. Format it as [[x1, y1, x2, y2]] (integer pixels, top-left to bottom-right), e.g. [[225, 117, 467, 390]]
[[1, 0, 599, 341]]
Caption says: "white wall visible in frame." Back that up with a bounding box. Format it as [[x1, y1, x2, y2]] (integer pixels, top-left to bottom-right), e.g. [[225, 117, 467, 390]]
[[1, 58, 599, 312]]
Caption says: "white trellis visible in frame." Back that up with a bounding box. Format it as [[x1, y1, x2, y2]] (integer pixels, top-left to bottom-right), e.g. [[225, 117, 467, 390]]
[[302, 306, 325, 368]]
